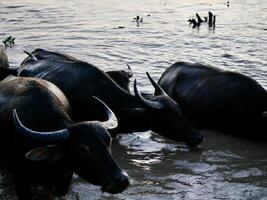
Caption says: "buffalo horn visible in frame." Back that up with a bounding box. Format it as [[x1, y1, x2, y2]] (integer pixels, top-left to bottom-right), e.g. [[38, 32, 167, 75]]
[[92, 96, 118, 129], [146, 72, 167, 96], [23, 50, 37, 61], [126, 64, 133, 77], [134, 79, 164, 109], [13, 109, 69, 142], [127, 64, 131, 70]]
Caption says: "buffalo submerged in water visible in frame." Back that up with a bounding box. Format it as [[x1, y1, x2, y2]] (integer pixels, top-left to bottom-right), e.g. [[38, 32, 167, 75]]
[[158, 62, 267, 140], [15, 49, 203, 147], [0, 46, 9, 69], [0, 46, 17, 80], [0, 76, 129, 199]]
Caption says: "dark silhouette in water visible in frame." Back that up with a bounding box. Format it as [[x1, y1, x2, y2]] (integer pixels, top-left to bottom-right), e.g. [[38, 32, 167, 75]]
[[158, 62, 267, 141], [188, 13, 203, 28], [188, 18, 199, 28], [208, 11, 213, 27], [17, 49, 204, 147], [133, 16, 143, 23], [196, 13, 203, 24], [188, 12, 215, 29], [2, 36, 15, 49]]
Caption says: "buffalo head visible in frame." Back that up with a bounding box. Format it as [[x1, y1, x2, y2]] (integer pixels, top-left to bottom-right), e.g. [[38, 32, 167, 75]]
[[134, 72, 204, 147], [106, 64, 133, 92], [13, 96, 129, 194]]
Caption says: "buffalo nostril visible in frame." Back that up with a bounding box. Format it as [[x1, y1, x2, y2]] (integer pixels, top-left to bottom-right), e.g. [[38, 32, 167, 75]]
[[106, 171, 130, 194]]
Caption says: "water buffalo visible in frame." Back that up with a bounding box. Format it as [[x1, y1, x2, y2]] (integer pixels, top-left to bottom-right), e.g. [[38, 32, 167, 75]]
[[158, 62, 267, 140], [22, 48, 133, 92], [17, 49, 203, 147], [0, 46, 18, 81], [0, 45, 9, 68], [0, 76, 129, 199]]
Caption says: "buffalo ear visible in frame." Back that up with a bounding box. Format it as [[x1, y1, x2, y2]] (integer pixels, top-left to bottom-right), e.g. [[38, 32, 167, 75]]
[[25, 146, 63, 162], [263, 111, 267, 118]]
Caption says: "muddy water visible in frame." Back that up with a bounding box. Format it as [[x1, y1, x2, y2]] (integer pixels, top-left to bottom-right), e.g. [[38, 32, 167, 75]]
[[0, 0, 266, 199]]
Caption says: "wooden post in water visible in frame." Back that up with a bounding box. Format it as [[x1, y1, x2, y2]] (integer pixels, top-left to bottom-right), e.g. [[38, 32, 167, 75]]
[[208, 11, 213, 27], [213, 15, 216, 26], [196, 13, 203, 25]]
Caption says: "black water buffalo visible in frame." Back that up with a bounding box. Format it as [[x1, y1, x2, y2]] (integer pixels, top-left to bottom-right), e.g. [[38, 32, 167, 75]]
[[17, 49, 203, 147], [0, 76, 129, 199], [158, 62, 267, 140], [22, 48, 133, 92]]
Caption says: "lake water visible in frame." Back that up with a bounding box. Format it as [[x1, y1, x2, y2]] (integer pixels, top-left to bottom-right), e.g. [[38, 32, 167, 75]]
[[0, 0, 267, 199]]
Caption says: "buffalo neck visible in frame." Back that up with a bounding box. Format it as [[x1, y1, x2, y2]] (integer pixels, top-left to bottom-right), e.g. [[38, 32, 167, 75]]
[[111, 107, 151, 134]]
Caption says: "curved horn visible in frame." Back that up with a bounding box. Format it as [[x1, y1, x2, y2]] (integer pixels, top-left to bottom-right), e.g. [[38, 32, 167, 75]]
[[126, 64, 133, 78], [127, 64, 131, 70], [13, 109, 69, 142], [23, 50, 37, 61], [133, 79, 164, 109], [146, 72, 166, 96], [92, 96, 118, 129]]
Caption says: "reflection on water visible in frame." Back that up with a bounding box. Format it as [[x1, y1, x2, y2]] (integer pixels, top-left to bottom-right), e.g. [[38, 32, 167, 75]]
[[0, 0, 267, 199], [114, 131, 267, 200]]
